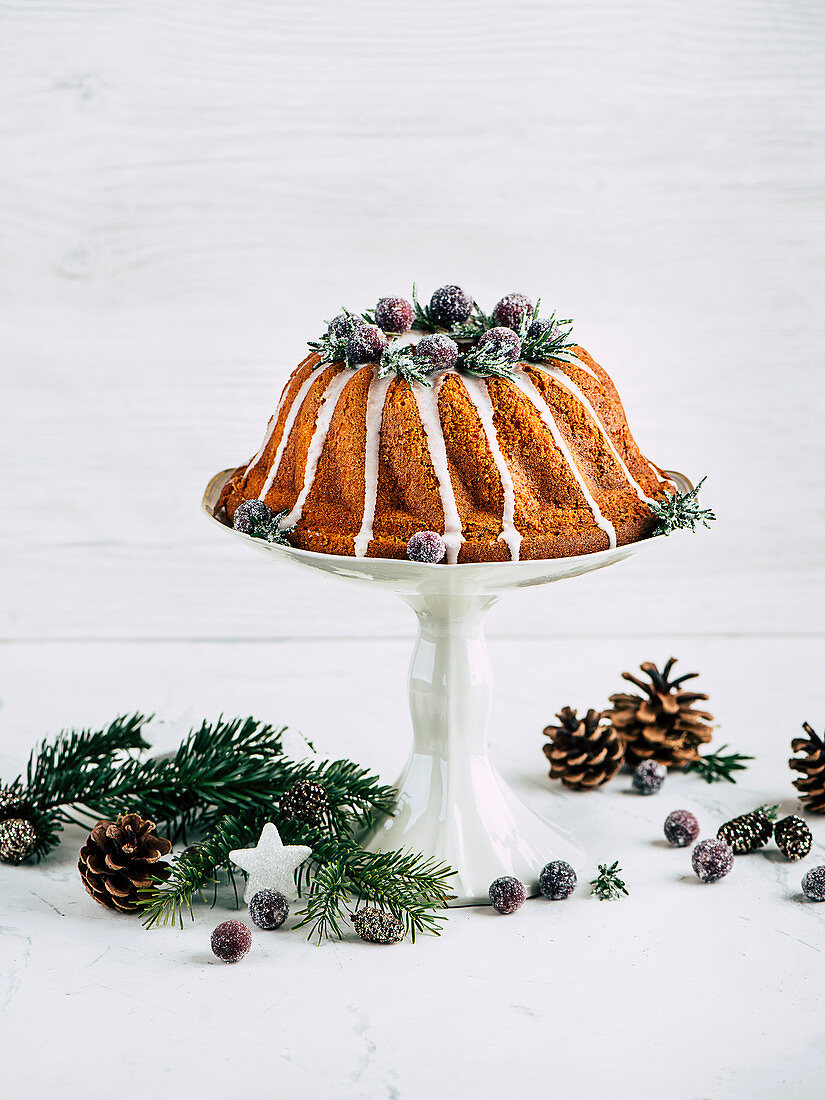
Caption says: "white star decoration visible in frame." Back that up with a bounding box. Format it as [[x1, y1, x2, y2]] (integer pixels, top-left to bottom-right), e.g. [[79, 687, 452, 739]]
[[229, 822, 312, 903]]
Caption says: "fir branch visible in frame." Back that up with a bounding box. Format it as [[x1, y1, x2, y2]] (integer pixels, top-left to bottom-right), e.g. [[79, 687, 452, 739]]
[[450, 300, 496, 343], [378, 341, 432, 387], [685, 745, 753, 784], [590, 861, 629, 900], [20, 713, 152, 807], [242, 507, 296, 546], [650, 476, 716, 536]]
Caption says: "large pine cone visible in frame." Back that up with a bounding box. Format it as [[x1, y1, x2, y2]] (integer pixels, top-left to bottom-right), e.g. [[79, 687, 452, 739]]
[[78, 813, 172, 913], [543, 707, 625, 790], [790, 722, 825, 813], [607, 658, 713, 768]]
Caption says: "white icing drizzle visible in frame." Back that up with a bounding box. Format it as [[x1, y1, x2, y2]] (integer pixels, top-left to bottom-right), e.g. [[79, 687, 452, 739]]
[[459, 375, 522, 561], [534, 364, 655, 504], [246, 387, 290, 479], [257, 370, 321, 501], [354, 371, 393, 558], [555, 351, 601, 382], [508, 373, 617, 549], [411, 376, 465, 564], [277, 369, 352, 529]]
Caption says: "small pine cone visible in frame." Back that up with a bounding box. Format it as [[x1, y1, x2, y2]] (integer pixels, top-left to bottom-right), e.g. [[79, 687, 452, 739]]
[[0, 818, 38, 864], [351, 908, 404, 944], [774, 815, 813, 861], [607, 658, 714, 768], [717, 809, 773, 854], [280, 780, 329, 825], [543, 707, 625, 790], [78, 813, 172, 913], [0, 788, 27, 822], [789, 722, 825, 813]]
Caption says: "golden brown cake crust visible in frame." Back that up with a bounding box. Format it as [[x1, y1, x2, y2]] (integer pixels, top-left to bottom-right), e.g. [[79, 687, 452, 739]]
[[221, 346, 671, 563]]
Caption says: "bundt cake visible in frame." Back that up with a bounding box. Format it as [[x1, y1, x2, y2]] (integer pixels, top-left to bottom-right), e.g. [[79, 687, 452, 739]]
[[218, 286, 676, 564]]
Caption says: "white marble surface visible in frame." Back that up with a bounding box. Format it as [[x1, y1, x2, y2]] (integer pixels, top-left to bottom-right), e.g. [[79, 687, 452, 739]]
[[2, 636, 825, 1099]]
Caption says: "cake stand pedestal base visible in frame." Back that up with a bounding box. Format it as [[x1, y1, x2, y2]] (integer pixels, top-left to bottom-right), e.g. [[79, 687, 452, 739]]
[[362, 592, 581, 904]]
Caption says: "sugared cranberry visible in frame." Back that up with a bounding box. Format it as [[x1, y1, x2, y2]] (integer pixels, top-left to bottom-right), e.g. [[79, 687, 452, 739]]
[[414, 333, 458, 372], [249, 889, 289, 930], [663, 809, 700, 848], [539, 860, 577, 900], [429, 285, 473, 328], [375, 297, 414, 334], [407, 531, 447, 564], [692, 838, 733, 883], [233, 499, 272, 535], [328, 312, 364, 340], [527, 316, 557, 341], [478, 326, 522, 362], [347, 323, 389, 365], [210, 919, 252, 963], [493, 293, 533, 331], [632, 760, 666, 795], [489, 876, 526, 914]]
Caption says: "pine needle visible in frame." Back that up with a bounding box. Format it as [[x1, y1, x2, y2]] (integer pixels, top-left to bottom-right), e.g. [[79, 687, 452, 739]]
[[685, 745, 753, 784], [650, 477, 716, 535]]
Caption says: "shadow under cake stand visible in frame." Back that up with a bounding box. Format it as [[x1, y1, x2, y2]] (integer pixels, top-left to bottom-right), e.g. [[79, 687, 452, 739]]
[[204, 468, 691, 905]]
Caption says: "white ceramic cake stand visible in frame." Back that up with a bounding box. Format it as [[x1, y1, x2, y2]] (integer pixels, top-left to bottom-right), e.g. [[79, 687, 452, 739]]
[[203, 468, 691, 905]]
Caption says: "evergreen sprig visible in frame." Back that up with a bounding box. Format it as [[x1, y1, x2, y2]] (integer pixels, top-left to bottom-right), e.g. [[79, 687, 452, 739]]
[[307, 310, 361, 367], [520, 305, 576, 362], [242, 507, 296, 546], [650, 476, 716, 535], [590, 861, 629, 900], [378, 341, 432, 387], [459, 341, 522, 383], [685, 745, 753, 784]]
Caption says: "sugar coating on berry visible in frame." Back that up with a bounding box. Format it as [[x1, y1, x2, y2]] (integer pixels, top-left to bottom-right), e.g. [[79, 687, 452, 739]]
[[375, 297, 414, 334], [328, 313, 364, 340], [414, 333, 458, 372], [632, 760, 667, 795], [691, 838, 733, 883], [347, 323, 388, 365], [211, 919, 252, 963], [233, 499, 272, 535], [539, 860, 577, 900], [663, 809, 700, 847], [489, 875, 526, 914], [352, 907, 404, 944], [407, 530, 447, 564], [802, 866, 825, 902], [249, 889, 289, 930], [429, 285, 473, 328], [478, 326, 522, 362], [527, 316, 557, 340], [493, 293, 533, 331]]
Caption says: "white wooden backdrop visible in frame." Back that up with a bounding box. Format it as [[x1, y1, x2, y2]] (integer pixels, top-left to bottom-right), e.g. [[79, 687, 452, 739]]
[[1, 0, 824, 642]]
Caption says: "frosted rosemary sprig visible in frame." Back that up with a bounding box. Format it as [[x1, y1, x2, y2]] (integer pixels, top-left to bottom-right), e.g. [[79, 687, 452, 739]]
[[307, 309, 361, 367], [459, 341, 522, 383], [590, 861, 629, 900], [378, 341, 432, 387], [520, 301, 576, 362], [650, 476, 716, 535]]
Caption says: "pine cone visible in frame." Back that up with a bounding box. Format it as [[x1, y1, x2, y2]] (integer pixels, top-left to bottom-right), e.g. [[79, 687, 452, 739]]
[[789, 722, 825, 812], [280, 780, 329, 825], [0, 787, 27, 821], [543, 707, 625, 790], [78, 813, 172, 913], [717, 809, 774, 854], [607, 658, 713, 768], [774, 815, 812, 861], [0, 818, 38, 864]]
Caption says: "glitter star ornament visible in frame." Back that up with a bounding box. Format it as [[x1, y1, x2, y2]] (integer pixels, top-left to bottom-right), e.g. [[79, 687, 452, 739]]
[[229, 822, 312, 903]]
